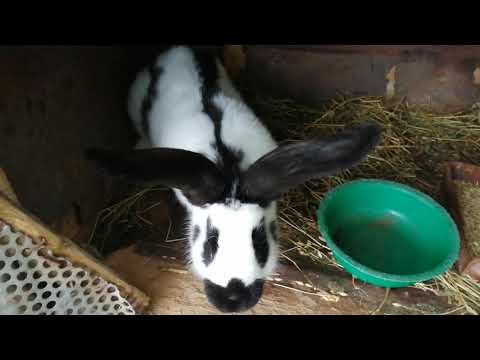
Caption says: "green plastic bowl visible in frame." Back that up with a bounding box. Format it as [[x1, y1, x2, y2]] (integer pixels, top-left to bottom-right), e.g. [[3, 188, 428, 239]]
[[317, 179, 460, 288]]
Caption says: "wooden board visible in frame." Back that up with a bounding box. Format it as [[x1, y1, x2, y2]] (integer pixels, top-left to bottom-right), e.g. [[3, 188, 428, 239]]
[[106, 245, 454, 315]]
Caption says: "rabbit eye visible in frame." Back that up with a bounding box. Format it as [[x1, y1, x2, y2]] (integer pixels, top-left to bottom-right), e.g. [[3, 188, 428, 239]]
[[269, 221, 278, 242], [252, 217, 269, 268], [192, 225, 201, 243], [202, 217, 219, 266]]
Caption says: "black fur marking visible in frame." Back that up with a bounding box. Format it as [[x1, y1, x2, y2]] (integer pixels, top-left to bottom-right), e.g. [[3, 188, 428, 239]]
[[191, 48, 244, 204], [269, 220, 278, 242], [192, 225, 200, 243], [204, 278, 264, 313], [202, 217, 219, 266], [141, 64, 163, 138], [252, 217, 269, 268]]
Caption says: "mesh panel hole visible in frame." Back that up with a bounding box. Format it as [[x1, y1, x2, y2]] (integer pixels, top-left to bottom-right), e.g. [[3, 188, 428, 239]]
[[92, 278, 100, 286], [22, 283, 32, 291], [80, 280, 89, 288], [42, 261, 51, 268], [114, 304, 120, 311], [5, 248, 16, 257], [41, 291, 52, 299], [66, 280, 76, 288], [22, 248, 32, 257], [52, 281, 61, 289], [27, 259, 38, 268], [37, 281, 47, 290], [32, 303, 42, 311], [66, 309, 73, 315], [111, 296, 119, 302], [38, 248, 49, 257], [46, 301, 56, 309], [107, 286, 115, 293], [1, 273, 11, 283], [89, 305, 98, 314], [0, 260, 5, 270], [13, 294, 22, 304], [102, 304, 110, 312], [0, 236, 9, 245], [99, 295, 106, 303], [48, 270, 57, 278], [76, 271, 86, 278], [83, 288, 92, 296], [18, 305, 27, 314], [73, 298, 82, 306], [87, 296, 95, 304], [58, 261, 68, 269], [62, 270, 72, 278], [71, 290, 79, 298], [27, 293, 37, 302], [11, 260, 21, 269], [6, 284, 17, 294], [78, 307, 86, 315], [33, 271, 42, 280], [39, 312, 47, 315], [56, 291, 64, 298], [15, 235, 26, 246], [17, 272, 27, 281]]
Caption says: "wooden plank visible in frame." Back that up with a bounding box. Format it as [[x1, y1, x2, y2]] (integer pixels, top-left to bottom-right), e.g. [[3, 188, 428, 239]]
[[105, 245, 454, 315]]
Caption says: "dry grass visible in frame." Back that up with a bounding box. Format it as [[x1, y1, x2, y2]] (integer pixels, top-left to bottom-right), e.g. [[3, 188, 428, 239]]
[[88, 186, 169, 253]]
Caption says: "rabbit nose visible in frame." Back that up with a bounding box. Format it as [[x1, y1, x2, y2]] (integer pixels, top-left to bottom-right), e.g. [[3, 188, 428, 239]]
[[204, 278, 265, 313], [228, 293, 240, 301]]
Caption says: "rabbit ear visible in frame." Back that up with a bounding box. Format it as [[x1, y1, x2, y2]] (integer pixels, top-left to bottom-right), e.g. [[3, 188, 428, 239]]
[[86, 147, 226, 206], [241, 122, 382, 203]]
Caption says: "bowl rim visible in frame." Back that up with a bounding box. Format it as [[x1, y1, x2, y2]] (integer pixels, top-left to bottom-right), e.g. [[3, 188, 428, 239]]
[[316, 179, 461, 284]]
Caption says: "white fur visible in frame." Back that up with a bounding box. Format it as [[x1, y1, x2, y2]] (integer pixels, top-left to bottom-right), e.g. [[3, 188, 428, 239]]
[[127, 46, 280, 288]]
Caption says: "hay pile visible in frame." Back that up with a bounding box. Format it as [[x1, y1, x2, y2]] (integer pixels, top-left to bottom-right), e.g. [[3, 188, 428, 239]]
[[248, 95, 480, 315]]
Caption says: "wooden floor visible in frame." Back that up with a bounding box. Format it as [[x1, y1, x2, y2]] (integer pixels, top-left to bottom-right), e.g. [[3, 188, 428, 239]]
[[106, 245, 453, 315]]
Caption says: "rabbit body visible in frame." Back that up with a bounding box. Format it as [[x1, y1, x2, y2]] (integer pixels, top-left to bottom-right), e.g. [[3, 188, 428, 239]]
[[87, 45, 382, 313]]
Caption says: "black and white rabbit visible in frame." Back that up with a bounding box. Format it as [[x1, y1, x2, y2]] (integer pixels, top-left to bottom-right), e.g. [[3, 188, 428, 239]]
[[86, 46, 382, 313]]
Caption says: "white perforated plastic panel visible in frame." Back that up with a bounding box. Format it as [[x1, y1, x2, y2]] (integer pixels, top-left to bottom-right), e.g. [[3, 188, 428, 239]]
[[0, 221, 136, 315]]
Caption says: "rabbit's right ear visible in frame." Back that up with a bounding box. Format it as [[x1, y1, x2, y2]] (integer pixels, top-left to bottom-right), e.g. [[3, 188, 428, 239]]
[[86, 147, 226, 206], [241, 121, 382, 203]]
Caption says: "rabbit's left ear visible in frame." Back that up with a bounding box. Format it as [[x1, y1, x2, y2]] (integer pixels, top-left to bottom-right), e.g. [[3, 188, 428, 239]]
[[86, 147, 226, 206], [241, 122, 382, 203]]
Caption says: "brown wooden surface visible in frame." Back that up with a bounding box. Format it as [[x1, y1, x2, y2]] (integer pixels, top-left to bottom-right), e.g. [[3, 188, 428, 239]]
[[0, 46, 165, 244], [105, 245, 454, 315], [244, 45, 480, 114], [444, 162, 480, 280], [0, 168, 19, 205]]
